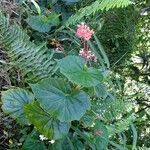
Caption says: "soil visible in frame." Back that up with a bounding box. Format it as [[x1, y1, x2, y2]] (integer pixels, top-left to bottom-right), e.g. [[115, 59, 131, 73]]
[[0, 48, 14, 150]]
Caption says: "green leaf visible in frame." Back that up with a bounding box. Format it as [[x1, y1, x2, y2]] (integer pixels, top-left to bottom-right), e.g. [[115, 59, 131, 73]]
[[109, 141, 125, 150], [22, 130, 46, 150], [107, 115, 136, 137], [93, 35, 110, 68], [24, 101, 70, 140], [31, 0, 41, 15], [92, 121, 109, 150], [58, 55, 103, 87], [30, 78, 90, 122], [94, 83, 108, 99], [50, 139, 64, 150], [50, 136, 84, 150], [1, 88, 34, 124], [26, 14, 59, 32], [72, 138, 85, 150], [131, 123, 138, 150], [81, 114, 94, 128], [71, 126, 95, 149], [88, 41, 105, 68]]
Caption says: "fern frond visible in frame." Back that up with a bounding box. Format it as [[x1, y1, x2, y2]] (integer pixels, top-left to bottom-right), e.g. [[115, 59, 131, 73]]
[[100, 0, 131, 11], [0, 11, 56, 82], [65, 0, 132, 27]]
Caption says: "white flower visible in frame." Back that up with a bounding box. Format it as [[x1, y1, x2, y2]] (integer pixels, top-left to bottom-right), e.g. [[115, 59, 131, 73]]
[[39, 135, 48, 141], [49, 140, 55, 144]]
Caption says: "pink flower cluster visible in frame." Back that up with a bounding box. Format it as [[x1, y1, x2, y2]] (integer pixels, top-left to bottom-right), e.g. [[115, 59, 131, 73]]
[[79, 48, 97, 62], [76, 22, 97, 62], [76, 22, 94, 41]]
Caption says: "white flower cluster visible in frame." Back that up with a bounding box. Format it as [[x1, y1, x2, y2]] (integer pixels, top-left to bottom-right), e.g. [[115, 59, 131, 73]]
[[39, 135, 55, 144]]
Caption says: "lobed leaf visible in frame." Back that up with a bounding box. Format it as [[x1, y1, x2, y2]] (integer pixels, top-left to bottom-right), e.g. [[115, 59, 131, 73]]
[[30, 78, 91, 122], [24, 101, 70, 140], [1, 88, 34, 124], [58, 55, 103, 87]]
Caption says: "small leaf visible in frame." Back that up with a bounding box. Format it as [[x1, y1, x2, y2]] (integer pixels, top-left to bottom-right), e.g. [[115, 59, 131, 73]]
[[30, 78, 90, 122], [93, 35, 110, 68], [24, 101, 70, 140], [92, 121, 109, 150], [94, 83, 108, 99], [1, 88, 34, 124], [81, 114, 95, 128], [58, 55, 103, 87], [31, 0, 41, 15]]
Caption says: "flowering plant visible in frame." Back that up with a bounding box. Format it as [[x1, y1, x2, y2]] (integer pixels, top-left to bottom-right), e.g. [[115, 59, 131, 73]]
[[1, 21, 111, 149], [76, 22, 97, 62]]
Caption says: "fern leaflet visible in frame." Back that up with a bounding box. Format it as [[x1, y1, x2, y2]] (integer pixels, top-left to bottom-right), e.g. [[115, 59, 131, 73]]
[[65, 0, 132, 27]]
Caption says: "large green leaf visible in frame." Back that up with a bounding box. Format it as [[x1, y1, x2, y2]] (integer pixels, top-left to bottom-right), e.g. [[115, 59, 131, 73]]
[[24, 101, 70, 140], [58, 55, 103, 87], [30, 78, 90, 122], [92, 121, 109, 150], [26, 14, 59, 32], [1, 88, 34, 124]]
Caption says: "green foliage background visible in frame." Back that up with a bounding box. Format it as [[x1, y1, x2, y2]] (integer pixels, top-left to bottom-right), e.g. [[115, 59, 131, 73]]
[[0, 0, 149, 149]]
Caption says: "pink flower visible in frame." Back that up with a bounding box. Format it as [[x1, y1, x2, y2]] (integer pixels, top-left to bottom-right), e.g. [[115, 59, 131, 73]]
[[76, 22, 94, 41], [79, 48, 97, 62], [76, 23, 96, 62]]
